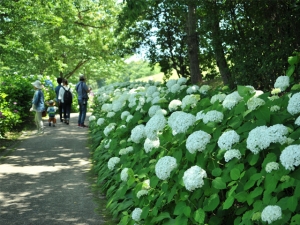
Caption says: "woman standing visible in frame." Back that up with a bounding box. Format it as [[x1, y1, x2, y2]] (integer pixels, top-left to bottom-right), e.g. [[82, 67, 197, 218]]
[[58, 79, 73, 125], [30, 80, 45, 134]]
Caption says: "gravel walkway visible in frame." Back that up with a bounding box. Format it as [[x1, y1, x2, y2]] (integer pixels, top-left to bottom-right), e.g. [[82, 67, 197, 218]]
[[0, 113, 115, 225]]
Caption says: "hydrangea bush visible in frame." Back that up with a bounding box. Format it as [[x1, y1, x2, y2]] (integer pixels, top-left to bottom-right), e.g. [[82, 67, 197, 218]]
[[89, 76, 300, 225]]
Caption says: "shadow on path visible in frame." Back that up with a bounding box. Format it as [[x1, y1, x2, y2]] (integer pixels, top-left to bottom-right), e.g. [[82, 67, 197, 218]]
[[0, 113, 115, 225]]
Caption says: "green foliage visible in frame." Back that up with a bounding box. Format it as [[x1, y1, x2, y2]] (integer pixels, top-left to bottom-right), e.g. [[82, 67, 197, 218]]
[[88, 71, 300, 225]]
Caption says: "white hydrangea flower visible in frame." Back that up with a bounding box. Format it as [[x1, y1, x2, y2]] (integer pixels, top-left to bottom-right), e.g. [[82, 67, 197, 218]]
[[166, 79, 177, 89], [168, 99, 182, 112], [210, 93, 226, 104], [144, 137, 160, 153], [148, 105, 161, 117], [104, 139, 111, 149], [155, 156, 177, 180], [222, 91, 243, 110], [103, 123, 116, 136], [97, 118, 105, 126], [107, 111, 116, 118], [130, 124, 146, 143], [247, 126, 270, 154], [218, 130, 240, 150], [137, 190, 148, 198], [101, 103, 113, 112], [271, 88, 282, 95], [202, 110, 224, 124], [146, 86, 157, 97], [120, 168, 129, 181], [261, 205, 282, 224], [274, 75, 289, 91], [287, 93, 300, 115], [121, 111, 131, 120], [107, 157, 120, 170], [199, 85, 211, 94], [183, 166, 207, 191], [126, 115, 134, 122], [145, 114, 166, 140], [196, 111, 205, 121], [270, 105, 280, 112], [247, 97, 265, 111], [181, 94, 199, 109], [269, 95, 280, 101], [268, 124, 288, 145], [168, 111, 196, 135], [142, 179, 150, 189], [132, 208, 142, 222], [224, 149, 241, 162], [265, 162, 280, 173], [295, 116, 300, 126], [170, 83, 181, 93], [177, 77, 187, 85], [89, 115, 96, 121], [119, 146, 134, 155], [186, 85, 199, 94], [280, 145, 300, 171], [186, 130, 211, 154]]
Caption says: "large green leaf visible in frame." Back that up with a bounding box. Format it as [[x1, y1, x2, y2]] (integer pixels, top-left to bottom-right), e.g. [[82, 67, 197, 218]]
[[203, 194, 220, 211], [212, 177, 226, 189], [230, 168, 240, 180], [194, 208, 205, 224], [223, 196, 234, 209]]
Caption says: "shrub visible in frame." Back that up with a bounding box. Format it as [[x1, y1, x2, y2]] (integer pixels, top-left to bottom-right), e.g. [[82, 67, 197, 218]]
[[89, 75, 300, 225]]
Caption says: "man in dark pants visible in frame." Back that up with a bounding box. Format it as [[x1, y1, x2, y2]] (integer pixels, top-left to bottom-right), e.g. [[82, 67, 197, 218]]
[[55, 77, 63, 122], [75, 75, 91, 128]]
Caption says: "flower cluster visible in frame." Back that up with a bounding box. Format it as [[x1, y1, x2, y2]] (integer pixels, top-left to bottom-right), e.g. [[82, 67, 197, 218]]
[[137, 190, 148, 198], [145, 114, 166, 140], [119, 146, 134, 155], [97, 118, 105, 126], [224, 149, 241, 162], [120, 168, 129, 181], [199, 85, 210, 94], [121, 111, 131, 120], [106, 111, 116, 118], [132, 208, 142, 222], [280, 145, 300, 170], [168, 111, 196, 135], [247, 97, 265, 111], [202, 110, 224, 124], [107, 157, 120, 170], [155, 156, 177, 180], [210, 93, 226, 104], [181, 94, 199, 109], [265, 162, 279, 173], [144, 137, 160, 153], [186, 85, 199, 94], [222, 91, 243, 110], [271, 88, 281, 95], [89, 115, 96, 121], [130, 124, 146, 143], [101, 103, 113, 112], [170, 83, 181, 93], [186, 130, 211, 154], [247, 124, 288, 154], [270, 105, 280, 112], [295, 116, 300, 126], [274, 75, 289, 91], [103, 123, 116, 136], [148, 105, 161, 117], [183, 165, 207, 191], [168, 99, 182, 112], [261, 205, 282, 224], [218, 130, 240, 150], [287, 93, 300, 115]]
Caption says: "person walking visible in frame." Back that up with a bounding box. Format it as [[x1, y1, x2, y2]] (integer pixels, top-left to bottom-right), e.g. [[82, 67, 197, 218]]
[[55, 77, 63, 122], [75, 74, 91, 128], [58, 79, 73, 125], [47, 100, 58, 127], [29, 80, 45, 134]]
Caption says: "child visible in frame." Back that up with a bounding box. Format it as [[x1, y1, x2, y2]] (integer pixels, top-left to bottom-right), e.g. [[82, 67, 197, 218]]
[[47, 100, 58, 127]]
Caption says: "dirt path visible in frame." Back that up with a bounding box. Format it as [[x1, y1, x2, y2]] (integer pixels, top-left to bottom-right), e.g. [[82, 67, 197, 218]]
[[0, 113, 115, 225]]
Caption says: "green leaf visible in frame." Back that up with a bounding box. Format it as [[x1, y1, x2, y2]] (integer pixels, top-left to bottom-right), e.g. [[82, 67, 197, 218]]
[[203, 194, 220, 211], [212, 177, 226, 189], [174, 215, 188, 225], [288, 196, 298, 212], [230, 168, 240, 180], [286, 65, 295, 77], [291, 214, 300, 225], [235, 191, 248, 203], [244, 179, 255, 190], [151, 212, 171, 223], [174, 201, 187, 216], [288, 55, 300, 65], [184, 207, 191, 217], [291, 84, 300, 91], [140, 206, 149, 219], [249, 187, 263, 199], [254, 106, 270, 123], [150, 176, 159, 188], [247, 153, 260, 166], [167, 185, 177, 203], [223, 196, 234, 209], [212, 167, 222, 177], [194, 208, 205, 224]]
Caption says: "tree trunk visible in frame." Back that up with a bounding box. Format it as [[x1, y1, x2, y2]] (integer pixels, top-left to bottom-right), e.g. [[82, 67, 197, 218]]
[[187, 3, 202, 85], [210, 1, 232, 88]]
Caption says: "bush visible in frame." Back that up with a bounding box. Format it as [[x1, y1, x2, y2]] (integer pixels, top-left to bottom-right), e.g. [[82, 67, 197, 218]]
[[88, 75, 300, 225]]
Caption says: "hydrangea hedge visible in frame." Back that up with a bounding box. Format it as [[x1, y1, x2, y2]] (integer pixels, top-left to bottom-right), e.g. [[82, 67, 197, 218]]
[[89, 75, 300, 225]]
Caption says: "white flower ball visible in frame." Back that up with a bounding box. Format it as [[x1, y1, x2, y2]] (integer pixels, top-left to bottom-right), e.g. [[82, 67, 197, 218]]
[[155, 156, 177, 180], [183, 165, 207, 191]]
